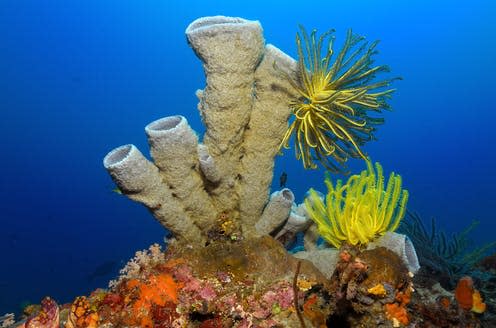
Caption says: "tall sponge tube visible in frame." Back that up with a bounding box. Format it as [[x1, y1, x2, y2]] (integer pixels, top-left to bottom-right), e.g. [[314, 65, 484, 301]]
[[186, 16, 264, 214], [238, 45, 298, 235], [103, 144, 205, 244], [186, 16, 263, 154]]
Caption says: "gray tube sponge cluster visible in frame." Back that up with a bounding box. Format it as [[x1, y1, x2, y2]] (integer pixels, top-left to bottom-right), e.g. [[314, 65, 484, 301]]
[[103, 16, 299, 244]]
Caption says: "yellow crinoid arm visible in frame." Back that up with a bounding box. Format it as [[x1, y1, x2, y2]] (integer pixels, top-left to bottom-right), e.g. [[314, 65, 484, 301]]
[[278, 26, 400, 172], [304, 161, 409, 248]]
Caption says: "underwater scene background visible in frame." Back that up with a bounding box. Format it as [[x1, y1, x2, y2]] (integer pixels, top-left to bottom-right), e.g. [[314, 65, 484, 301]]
[[1, 0, 495, 317]]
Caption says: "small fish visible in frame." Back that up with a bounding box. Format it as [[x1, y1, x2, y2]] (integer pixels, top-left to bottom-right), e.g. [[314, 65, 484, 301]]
[[86, 260, 119, 282], [112, 187, 122, 195], [279, 171, 288, 188]]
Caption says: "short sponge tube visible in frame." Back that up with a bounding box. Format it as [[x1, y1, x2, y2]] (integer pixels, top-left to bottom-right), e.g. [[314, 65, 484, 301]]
[[103, 144, 205, 244], [274, 202, 311, 243], [255, 188, 295, 236], [104, 144, 157, 193], [145, 116, 216, 231], [294, 231, 420, 278], [198, 144, 221, 183], [367, 231, 421, 274], [145, 116, 198, 177]]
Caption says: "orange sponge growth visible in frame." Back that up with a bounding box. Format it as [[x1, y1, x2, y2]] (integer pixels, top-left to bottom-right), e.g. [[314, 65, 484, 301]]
[[455, 276, 474, 310], [385, 289, 411, 326], [454, 276, 486, 314]]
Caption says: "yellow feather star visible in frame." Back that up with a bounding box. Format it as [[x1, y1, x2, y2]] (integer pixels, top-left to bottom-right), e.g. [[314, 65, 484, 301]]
[[279, 27, 399, 172], [304, 161, 409, 248]]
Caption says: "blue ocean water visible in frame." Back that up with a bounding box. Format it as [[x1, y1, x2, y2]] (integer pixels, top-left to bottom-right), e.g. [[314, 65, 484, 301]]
[[1, 0, 495, 315]]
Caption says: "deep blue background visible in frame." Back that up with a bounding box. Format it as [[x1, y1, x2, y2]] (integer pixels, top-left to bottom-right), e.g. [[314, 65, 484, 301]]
[[1, 0, 495, 315]]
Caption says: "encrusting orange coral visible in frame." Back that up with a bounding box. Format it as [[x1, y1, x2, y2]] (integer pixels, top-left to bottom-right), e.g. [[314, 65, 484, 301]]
[[385, 303, 409, 327], [124, 273, 183, 327], [135, 274, 180, 306], [385, 289, 411, 327]]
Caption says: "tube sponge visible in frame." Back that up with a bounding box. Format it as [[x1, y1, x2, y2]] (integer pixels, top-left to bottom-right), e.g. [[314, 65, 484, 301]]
[[293, 249, 340, 279], [103, 144, 205, 244], [367, 231, 420, 273], [197, 144, 221, 184], [238, 45, 298, 234], [294, 232, 420, 278], [145, 116, 216, 231], [145, 116, 198, 178], [255, 188, 295, 236], [186, 16, 265, 217], [186, 16, 264, 155], [274, 202, 311, 245], [102, 16, 306, 246]]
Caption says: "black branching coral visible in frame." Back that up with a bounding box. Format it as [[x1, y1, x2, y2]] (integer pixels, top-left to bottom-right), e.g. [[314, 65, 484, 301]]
[[279, 26, 399, 172], [399, 211, 496, 287]]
